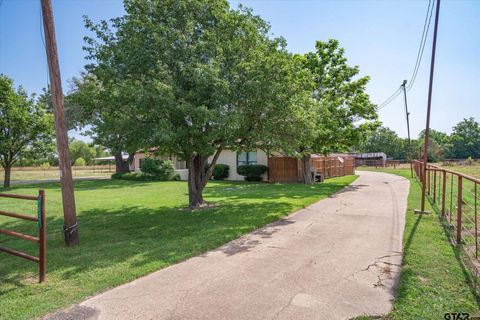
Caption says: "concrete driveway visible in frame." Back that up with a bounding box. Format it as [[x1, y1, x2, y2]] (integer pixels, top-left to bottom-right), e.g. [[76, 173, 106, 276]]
[[47, 170, 409, 320]]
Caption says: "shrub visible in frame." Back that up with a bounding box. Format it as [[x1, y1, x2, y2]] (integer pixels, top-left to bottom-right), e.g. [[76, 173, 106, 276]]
[[466, 156, 474, 165], [111, 172, 123, 180], [212, 164, 229, 180], [40, 162, 51, 170], [111, 172, 158, 181], [74, 157, 86, 166], [140, 158, 175, 180], [237, 164, 267, 182]]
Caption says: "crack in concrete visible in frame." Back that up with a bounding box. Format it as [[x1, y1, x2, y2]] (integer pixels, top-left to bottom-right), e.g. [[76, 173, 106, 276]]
[[351, 253, 403, 288], [271, 293, 297, 320]]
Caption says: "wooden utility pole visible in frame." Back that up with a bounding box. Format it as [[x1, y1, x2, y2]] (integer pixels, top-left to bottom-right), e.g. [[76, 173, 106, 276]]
[[419, 0, 441, 213], [41, 0, 79, 246]]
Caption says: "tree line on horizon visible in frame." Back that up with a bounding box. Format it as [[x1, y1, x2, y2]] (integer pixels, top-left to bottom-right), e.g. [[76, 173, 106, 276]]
[[356, 117, 480, 162]]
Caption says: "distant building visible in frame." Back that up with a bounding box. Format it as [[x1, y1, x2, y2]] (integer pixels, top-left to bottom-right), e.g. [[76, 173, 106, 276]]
[[330, 152, 387, 167]]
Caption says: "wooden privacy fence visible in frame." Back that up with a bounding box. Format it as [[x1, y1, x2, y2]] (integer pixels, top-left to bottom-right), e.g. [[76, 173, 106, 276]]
[[413, 160, 480, 273], [0, 190, 46, 283], [268, 156, 355, 183]]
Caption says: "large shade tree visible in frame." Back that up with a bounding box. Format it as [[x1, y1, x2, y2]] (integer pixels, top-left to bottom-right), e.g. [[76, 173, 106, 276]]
[[448, 117, 480, 159], [67, 75, 141, 173], [280, 40, 378, 184], [0, 75, 54, 187], [81, 0, 306, 208]]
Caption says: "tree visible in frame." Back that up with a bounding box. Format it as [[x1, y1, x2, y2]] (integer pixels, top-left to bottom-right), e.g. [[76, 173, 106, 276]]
[[82, 0, 304, 208], [448, 118, 480, 159], [38, 87, 85, 130], [0, 75, 55, 187], [417, 129, 449, 161], [69, 139, 96, 165], [67, 74, 141, 174], [358, 126, 408, 159], [281, 40, 377, 183]]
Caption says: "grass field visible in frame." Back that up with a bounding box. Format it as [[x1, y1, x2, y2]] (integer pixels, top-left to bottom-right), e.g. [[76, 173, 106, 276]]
[[0, 167, 114, 182], [0, 176, 356, 320], [357, 168, 480, 319], [434, 162, 480, 179]]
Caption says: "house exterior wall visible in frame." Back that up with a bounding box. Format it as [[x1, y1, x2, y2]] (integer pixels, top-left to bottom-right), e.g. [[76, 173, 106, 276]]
[[132, 149, 268, 181], [208, 149, 268, 181], [131, 153, 186, 172], [132, 153, 146, 172]]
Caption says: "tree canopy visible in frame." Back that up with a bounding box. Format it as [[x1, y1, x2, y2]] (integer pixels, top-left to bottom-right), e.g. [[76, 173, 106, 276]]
[[77, 0, 311, 207], [356, 118, 480, 162], [275, 40, 378, 183], [448, 118, 480, 159], [0, 75, 55, 187], [358, 126, 410, 160]]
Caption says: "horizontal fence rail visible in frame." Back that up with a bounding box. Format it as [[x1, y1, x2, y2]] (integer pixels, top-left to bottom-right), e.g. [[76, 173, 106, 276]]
[[413, 160, 480, 275], [0, 190, 46, 283], [268, 156, 354, 183], [309, 156, 355, 180]]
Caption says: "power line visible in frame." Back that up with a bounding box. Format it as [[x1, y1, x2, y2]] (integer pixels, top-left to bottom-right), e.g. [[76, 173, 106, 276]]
[[376, 0, 435, 110], [376, 86, 402, 110], [407, 0, 435, 91], [39, 1, 50, 87]]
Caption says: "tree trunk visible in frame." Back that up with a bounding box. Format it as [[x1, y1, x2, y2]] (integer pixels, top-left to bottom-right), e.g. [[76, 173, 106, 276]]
[[187, 148, 222, 209], [301, 155, 313, 184], [114, 152, 130, 174], [3, 165, 11, 188]]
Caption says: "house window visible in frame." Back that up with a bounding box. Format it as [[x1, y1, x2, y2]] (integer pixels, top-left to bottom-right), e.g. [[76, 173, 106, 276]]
[[237, 151, 257, 166]]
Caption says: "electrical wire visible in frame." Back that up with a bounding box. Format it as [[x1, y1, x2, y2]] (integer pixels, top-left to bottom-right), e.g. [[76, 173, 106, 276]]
[[407, 0, 435, 91], [376, 0, 435, 109], [39, 1, 50, 87], [376, 87, 402, 110]]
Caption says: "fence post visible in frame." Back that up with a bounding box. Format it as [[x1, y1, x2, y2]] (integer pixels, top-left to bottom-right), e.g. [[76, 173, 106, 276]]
[[475, 183, 478, 258], [433, 170, 437, 203], [39, 190, 46, 283], [427, 169, 431, 196], [441, 170, 446, 217], [457, 176, 463, 244]]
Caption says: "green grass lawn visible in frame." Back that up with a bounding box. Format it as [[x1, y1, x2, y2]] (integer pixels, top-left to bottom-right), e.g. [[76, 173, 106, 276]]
[[434, 162, 480, 179], [0, 176, 356, 320], [357, 168, 480, 319], [1, 167, 113, 182]]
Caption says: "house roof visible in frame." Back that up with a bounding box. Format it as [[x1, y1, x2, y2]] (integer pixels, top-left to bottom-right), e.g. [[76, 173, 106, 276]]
[[94, 155, 129, 161]]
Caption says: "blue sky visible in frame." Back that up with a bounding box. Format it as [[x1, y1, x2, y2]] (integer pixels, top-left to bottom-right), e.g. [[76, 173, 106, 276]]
[[0, 0, 479, 142]]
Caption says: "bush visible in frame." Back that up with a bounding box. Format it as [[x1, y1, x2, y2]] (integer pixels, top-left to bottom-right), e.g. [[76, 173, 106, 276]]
[[237, 164, 267, 182], [466, 156, 474, 165], [111, 172, 158, 181], [111, 172, 124, 180], [212, 164, 229, 180], [74, 157, 86, 166], [140, 158, 175, 180]]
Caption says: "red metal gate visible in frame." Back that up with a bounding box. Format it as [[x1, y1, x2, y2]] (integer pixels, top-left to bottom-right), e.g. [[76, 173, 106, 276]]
[[0, 190, 46, 283]]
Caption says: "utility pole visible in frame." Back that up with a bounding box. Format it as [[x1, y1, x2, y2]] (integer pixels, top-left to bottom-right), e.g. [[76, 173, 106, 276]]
[[401, 80, 413, 177], [419, 0, 441, 214], [41, 0, 79, 246]]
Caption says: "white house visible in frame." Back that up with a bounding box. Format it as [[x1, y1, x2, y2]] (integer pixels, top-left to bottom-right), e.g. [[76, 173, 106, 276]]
[[131, 149, 269, 181]]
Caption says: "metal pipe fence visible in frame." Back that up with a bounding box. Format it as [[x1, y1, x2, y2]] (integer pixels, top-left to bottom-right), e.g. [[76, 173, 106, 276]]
[[0, 190, 46, 282], [413, 160, 480, 273]]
